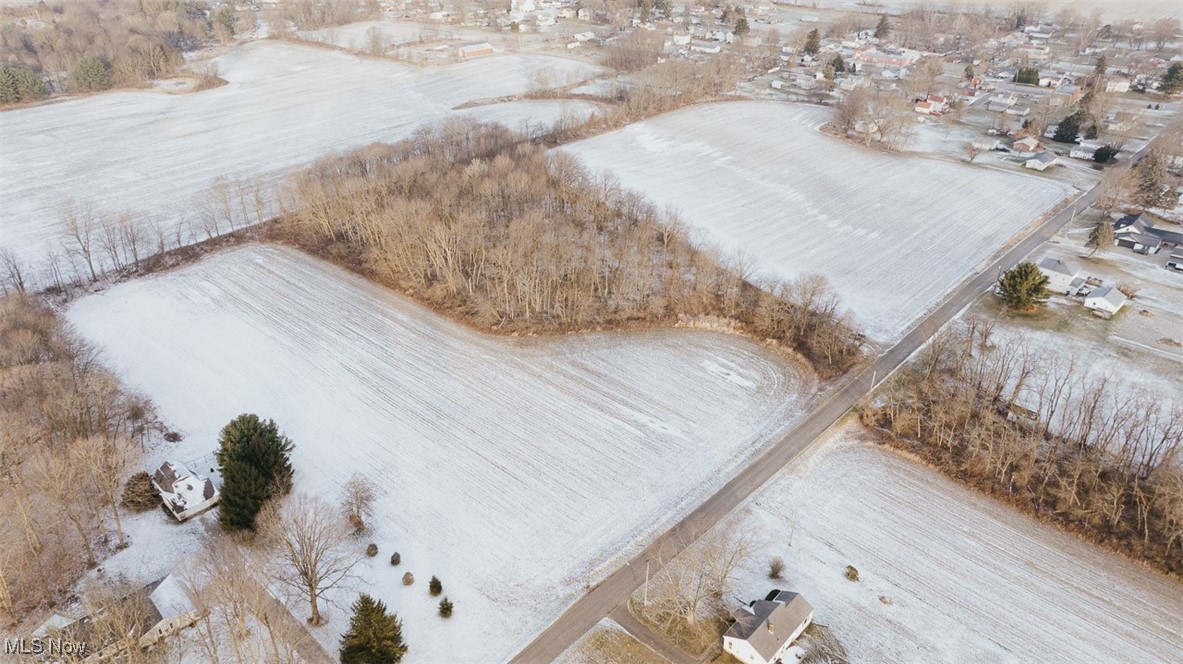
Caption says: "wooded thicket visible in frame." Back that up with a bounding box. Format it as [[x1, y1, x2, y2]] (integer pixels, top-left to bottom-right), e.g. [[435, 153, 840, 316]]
[[0, 295, 158, 624], [864, 319, 1183, 574], [280, 120, 863, 376]]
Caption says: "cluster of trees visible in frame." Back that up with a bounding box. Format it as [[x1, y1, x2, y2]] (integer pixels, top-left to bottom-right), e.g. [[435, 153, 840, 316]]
[[280, 120, 862, 376], [638, 525, 750, 652], [0, 0, 233, 98], [1131, 151, 1181, 210], [831, 85, 917, 151], [864, 320, 1183, 574], [271, 0, 375, 31], [0, 294, 157, 624]]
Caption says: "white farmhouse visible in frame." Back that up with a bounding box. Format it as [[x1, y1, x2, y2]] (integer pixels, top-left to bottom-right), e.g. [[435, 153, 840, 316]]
[[152, 460, 220, 522], [723, 590, 813, 664], [1037, 258, 1079, 294], [1084, 286, 1127, 317], [1024, 151, 1059, 171]]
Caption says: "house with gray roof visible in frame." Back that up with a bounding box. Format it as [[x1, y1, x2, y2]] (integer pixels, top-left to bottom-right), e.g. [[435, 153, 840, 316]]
[[1036, 258, 1080, 294], [152, 460, 220, 522], [1114, 212, 1183, 255], [1084, 286, 1127, 318], [723, 590, 813, 664]]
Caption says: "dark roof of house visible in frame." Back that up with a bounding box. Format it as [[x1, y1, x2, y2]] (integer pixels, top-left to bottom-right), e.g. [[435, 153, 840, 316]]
[[724, 591, 813, 662], [1115, 213, 1183, 245]]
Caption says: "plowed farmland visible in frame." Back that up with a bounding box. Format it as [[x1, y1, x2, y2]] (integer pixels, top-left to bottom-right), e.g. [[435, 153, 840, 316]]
[[65, 244, 809, 662]]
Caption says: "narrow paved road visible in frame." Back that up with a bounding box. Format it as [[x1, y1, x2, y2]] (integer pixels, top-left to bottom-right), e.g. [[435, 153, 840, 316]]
[[511, 145, 1153, 664]]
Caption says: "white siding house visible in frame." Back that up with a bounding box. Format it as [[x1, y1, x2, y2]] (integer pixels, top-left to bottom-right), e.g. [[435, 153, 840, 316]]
[[1084, 286, 1127, 317], [1037, 258, 1079, 294], [723, 591, 813, 664]]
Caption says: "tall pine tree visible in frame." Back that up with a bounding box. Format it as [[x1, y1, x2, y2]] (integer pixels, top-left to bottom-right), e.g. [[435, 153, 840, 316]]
[[875, 15, 891, 39], [997, 262, 1049, 311], [803, 29, 820, 55], [217, 414, 295, 531], [340, 594, 408, 664]]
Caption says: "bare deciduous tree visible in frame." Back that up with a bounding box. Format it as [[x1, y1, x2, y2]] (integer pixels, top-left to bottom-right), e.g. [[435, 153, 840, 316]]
[[261, 493, 360, 626]]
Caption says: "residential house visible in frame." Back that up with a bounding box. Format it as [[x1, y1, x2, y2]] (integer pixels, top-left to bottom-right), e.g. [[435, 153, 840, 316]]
[[1016, 43, 1051, 60], [1025, 151, 1059, 171], [1070, 142, 1103, 160], [1084, 286, 1127, 317], [1105, 77, 1131, 93], [1114, 212, 1183, 254], [987, 91, 1018, 112], [926, 94, 948, 113], [1013, 136, 1042, 155], [140, 574, 204, 649], [915, 100, 936, 115], [723, 590, 814, 664], [972, 137, 1000, 151], [152, 460, 220, 522], [1037, 258, 1080, 294], [1049, 83, 1083, 107], [1005, 105, 1031, 116]]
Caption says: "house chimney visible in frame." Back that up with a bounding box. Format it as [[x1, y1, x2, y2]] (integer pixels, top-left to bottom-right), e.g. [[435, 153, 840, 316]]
[[767, 621, 775, 635]]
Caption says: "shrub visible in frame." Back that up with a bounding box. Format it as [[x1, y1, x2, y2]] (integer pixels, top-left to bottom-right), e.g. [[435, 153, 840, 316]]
[[366, 543, 378, 557], [68, 56, 112, 93], [0, 66, 49, 104], [429, 576, 442, 596], [163, 431, 183, 442], [844, 565, 860, 581], [390, 552, 401, 566], [1094, 145, 1119, 163], [121, 471, 161, 511], [438, 597, 453, 618], [769, 556, 786, 580], [402, 572, 414, 586], [340, 594, 407, 663]]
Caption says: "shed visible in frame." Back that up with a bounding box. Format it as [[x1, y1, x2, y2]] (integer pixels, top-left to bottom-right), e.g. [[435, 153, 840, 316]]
[[1084, 286, 1127, 317]]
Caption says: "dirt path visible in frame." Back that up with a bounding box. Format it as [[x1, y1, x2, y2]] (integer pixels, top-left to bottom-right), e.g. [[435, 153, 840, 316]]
[[607, 606, 698, 664]]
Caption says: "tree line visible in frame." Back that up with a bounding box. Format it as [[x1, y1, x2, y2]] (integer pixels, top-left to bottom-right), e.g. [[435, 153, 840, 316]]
[[863, 319, 1183, 574], [0, 294, 158, 625], [0, 0, 247, 103], [278, 120, 863, 376]]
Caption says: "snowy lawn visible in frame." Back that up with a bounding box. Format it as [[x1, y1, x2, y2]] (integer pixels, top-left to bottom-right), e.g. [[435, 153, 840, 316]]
[[0, 40, 602, 282], [65, 244, 809, 663], [726, 423, 1183, 663], [560, 102, 1074, 343]]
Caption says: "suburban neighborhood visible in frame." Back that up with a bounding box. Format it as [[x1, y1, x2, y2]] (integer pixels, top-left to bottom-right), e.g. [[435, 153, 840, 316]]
[[1, 1, 1182, 663]]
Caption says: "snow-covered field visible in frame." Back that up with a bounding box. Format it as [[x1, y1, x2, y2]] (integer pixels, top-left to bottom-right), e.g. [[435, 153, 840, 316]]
[[727, 424, 1183, 663], [0, 40, 601, 283], [65, 244, 809, 663], [561, 102, 1073, 342]]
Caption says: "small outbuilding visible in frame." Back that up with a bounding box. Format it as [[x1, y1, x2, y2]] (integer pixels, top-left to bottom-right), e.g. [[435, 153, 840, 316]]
[[723, 590, 814, 664], [457, 42, 494, 59], [1084, 286, 1127, 317]]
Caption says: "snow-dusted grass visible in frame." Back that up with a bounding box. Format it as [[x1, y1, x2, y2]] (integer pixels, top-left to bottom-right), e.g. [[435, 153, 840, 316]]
[[300, 18, 501, 50], [0, 40, 602, 282], [65, 244, 809, 663], [561, 102, 1073, 342], [727, 423, 1183, 663]]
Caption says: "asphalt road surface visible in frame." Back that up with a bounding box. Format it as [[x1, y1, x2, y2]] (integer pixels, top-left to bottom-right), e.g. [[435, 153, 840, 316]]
[[509, 143, 1153, 664]]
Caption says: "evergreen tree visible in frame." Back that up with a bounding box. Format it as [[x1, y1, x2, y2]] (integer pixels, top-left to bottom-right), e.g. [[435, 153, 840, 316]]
[[964, 64, 975, 81], [1084, 124, 1099, 140], [997, 262, 1049, 311], [656, 0, 673, 20], [832, 54, 846, 73], [0, 66, 49, 104], [438, 597, 453, 618], [734, 17, 750, 36], [1093, 54, 1108, 78], [803, 29, 820, 55], [68, 56, 111, 93], [875, 14, 891, 39], [217, 414, 295, 531], [1085, 220, 1115, 257], [218, 458, 270, 531], [1093, 145, 1119, 163], [340, 594, 408, 664], [429, 576, 443, 596], [1053, 111, 1083, 143], [1133, 152, 1181, 209], [1014, 67, 1040, 85], [1161, 62, 1183, 95]]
